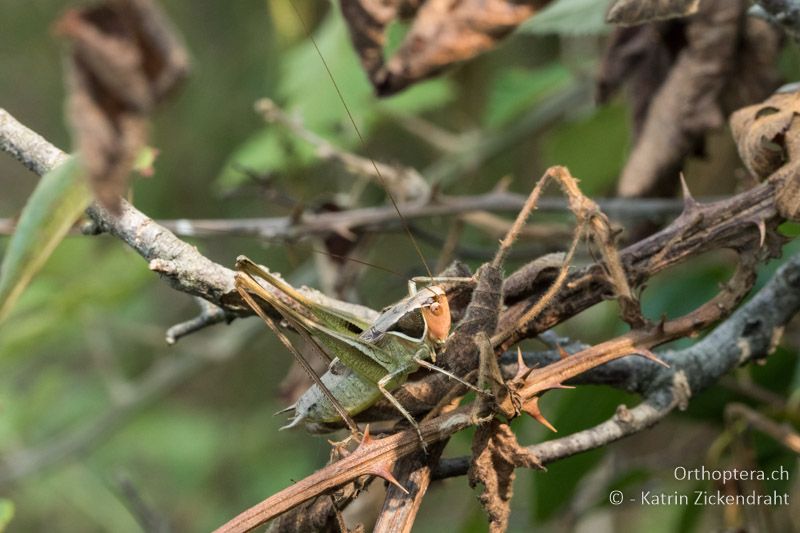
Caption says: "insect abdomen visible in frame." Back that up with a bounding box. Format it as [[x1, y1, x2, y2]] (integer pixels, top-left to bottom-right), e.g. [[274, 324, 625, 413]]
[[285, 363, 381, 431], [284, 359, 410, 431]]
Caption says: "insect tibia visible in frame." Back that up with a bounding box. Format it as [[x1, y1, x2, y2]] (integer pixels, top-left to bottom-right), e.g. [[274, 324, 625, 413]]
[[413, 356, 489, 397]]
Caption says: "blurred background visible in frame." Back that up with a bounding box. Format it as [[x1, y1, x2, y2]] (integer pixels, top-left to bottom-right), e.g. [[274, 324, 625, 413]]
[[1, 0, 799, 531]]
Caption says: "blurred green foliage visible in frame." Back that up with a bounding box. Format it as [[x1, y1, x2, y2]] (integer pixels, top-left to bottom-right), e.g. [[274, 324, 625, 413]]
[[0, 156, 90, 322], [0, 1, 798, 532]]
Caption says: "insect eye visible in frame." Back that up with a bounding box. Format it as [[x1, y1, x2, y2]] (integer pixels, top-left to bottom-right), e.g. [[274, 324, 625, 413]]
[[429, 302, 442, 316]]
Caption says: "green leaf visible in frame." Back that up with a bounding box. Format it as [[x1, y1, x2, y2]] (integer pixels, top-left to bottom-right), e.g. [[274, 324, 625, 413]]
[[279, 12, 373, 134], [484, 64, 573, 128], [379, 78, 454, 116], [215, 127, 303, 190], [0, 157, 91, 323], [216, 12, 365, 189], [521, 0, 613, 36], [217, 8, 454, 190], [540, 103, 629, 195], [0, 499, 14, 532]]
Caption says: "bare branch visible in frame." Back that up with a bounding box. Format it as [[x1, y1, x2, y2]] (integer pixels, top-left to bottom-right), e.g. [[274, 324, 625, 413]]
[[0, 107, 242, 311], [165, 297, 230, 344], [114, 473, 171, 533], [372, 440, 448, 533], [0, 108, 69, 175], [0, 193, 699, 239]]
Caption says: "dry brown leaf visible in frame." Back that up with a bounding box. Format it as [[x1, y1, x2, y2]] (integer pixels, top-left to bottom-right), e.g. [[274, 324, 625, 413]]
[[55, 0, 189, 213], [340, 0, 554, 96], [469, 419, 543, 532], [596, 23, 682, 137], [338, 0, 406, 86], [607, 0, 700, 26], [600, 0, 782, 198], [730, 89, 800, 221]]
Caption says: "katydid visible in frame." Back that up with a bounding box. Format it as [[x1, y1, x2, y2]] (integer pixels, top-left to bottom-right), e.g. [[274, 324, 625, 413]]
[[233, 1, 537, 442], [234, 256, 482, 441]]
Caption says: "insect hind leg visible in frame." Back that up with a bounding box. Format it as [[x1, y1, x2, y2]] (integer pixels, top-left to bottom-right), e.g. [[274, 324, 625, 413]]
[[377, 369, 428, 453]]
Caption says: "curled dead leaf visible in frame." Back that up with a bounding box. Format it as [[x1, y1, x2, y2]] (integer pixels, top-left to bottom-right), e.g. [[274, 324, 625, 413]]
[[730, 88, 800, 221], [596, 23, 680, 137], [55, 0, 189, 213], [340, 0, 554, 96], [599, 0, 782, 198]]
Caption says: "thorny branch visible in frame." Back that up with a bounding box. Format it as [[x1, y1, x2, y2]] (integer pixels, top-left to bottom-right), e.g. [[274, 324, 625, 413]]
[[214, 150, 781, 532], [496, 177, 784, 350], [0, 101, 797, 531], [439, 249, 800, 474], [217, 249, 800, 532]]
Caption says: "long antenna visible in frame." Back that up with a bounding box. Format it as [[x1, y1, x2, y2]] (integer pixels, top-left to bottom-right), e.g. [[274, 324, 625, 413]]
[[288, 1, 433, 279], [308, 247, 404, 278]]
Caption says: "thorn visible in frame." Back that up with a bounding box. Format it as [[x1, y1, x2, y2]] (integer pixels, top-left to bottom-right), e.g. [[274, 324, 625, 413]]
[[357, 424, 374, 449], [679, 173, 699, 213], [548, 382, 576, 390], [353, 424, 375, 452], [522, 397, 557, 433], [632, 348, 670, 368], [657, 314, 667, 333], [750, 218, 766, 248], [513, 347, 533, 381], [367, 463, 409, 494]]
